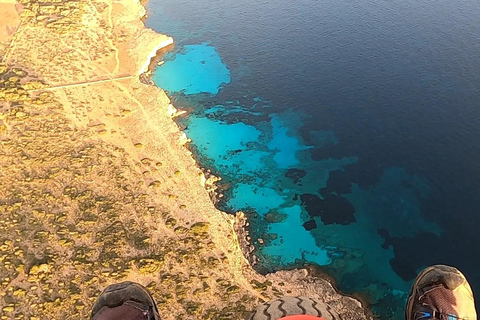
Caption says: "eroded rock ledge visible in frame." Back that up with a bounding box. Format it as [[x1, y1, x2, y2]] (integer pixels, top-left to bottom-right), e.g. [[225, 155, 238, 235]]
[[0, 0, 372, 318]]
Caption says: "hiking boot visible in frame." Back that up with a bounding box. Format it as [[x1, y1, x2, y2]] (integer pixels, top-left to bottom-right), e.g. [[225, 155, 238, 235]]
[[406, 265, 477, 320], [90, 281, 161, 320]]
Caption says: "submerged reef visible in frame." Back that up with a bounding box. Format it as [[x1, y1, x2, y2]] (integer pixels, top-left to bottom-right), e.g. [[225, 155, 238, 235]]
[[301, 193, 356, 226]]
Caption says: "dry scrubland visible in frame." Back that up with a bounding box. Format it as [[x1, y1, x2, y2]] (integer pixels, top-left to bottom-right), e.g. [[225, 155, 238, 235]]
[[0, 0, 370, 319]]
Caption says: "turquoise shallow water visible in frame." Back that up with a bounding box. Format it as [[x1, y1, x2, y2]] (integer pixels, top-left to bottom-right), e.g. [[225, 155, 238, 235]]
[[146, 0, 480, 318], [153, 44, 230, 94]]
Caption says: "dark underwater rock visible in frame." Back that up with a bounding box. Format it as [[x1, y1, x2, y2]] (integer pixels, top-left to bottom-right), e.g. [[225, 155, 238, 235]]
[[300, 193, 356, 225], [320, 170, 352, 196], [264, 211, 288, 223], [302, 219, 317, 231], [285, 168, 307, 184]]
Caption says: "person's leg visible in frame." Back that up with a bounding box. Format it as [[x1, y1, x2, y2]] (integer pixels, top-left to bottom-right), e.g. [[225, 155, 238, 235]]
[[90, 282, 161, 320], [406, 264, 477, 320], [248, 297, 337, 320]]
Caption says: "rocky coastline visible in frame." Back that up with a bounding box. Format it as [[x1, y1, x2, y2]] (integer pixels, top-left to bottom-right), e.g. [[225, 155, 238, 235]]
[[0, 0, 372, 318]]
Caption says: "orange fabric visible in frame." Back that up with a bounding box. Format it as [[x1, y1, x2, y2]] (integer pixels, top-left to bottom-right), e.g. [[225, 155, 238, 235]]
[[278, 316, 326, 320]]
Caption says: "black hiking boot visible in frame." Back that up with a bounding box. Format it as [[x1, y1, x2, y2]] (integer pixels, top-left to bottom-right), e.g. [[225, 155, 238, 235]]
[[90, 281, 161, 320], [406, 265, 477, 320]]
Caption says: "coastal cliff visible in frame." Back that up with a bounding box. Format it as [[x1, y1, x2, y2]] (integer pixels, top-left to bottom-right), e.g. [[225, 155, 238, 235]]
[[0, 0, 371, 318]]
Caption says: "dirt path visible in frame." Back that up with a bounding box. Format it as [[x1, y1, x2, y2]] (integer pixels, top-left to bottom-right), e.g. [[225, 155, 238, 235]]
[[28, 75, 133, 92]]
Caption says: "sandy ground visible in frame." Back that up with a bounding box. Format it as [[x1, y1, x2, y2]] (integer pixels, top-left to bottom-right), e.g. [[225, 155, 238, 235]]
[[0, 3, 20, 42], [0, 1, 21, 59], [0, 0, 371, 319]]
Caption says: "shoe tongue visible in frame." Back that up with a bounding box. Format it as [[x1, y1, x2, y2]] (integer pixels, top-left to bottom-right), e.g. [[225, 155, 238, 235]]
[[423, 286, 476, 319]]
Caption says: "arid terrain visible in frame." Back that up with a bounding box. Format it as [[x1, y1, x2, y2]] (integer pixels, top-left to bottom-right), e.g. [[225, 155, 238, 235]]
[[0, 0, 371, 319]]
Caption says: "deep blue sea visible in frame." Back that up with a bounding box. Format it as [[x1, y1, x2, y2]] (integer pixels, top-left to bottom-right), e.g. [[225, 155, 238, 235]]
[[145, 0, 480, 318]]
